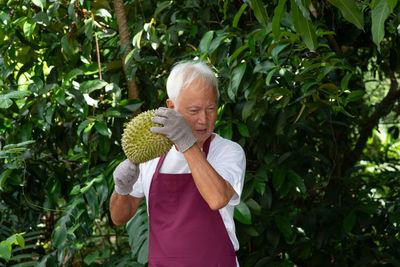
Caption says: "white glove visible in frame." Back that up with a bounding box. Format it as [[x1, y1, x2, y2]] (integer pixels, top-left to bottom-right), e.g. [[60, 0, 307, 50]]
[[150, 107, 197, 152], [113, 159, 139, 195]]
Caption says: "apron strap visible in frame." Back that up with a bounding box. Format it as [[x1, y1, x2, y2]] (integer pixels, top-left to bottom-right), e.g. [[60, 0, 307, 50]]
[[202, 135, 212, 157], [155, 135, 213, 173]]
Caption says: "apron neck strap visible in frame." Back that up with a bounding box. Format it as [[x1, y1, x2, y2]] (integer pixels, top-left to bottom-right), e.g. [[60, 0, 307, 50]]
[[202, 135, 212, 156], [155, 134, 213, 173]]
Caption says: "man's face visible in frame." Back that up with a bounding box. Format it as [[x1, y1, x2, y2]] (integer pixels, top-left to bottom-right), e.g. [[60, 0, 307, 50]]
[[172, 78, 218, 147]]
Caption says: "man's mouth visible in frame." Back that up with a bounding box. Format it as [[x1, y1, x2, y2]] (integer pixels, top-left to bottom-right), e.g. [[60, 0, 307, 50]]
[[195, 129, 207, 134]]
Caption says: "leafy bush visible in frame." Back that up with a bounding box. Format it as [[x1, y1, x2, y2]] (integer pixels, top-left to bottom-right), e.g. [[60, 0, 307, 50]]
[[0, 0, 399, 266]]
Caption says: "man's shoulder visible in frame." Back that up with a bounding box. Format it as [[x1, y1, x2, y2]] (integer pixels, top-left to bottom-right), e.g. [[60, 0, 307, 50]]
[[211, 134, 245, 154]]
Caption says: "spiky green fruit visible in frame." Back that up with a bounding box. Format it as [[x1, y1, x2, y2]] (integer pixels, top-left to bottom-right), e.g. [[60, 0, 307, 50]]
[[121, 109, 173, 163]]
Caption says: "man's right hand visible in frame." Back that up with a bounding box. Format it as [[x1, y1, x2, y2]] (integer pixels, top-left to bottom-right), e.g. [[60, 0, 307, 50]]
[[113, 159, 139, 195]]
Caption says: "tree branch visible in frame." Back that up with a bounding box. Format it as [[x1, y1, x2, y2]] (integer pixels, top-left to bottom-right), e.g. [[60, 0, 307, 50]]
[[342, 70, 400, 173]]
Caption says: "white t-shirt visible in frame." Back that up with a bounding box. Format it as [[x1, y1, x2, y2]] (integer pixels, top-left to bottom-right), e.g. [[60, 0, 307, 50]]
[[130, 133, 246, 251]]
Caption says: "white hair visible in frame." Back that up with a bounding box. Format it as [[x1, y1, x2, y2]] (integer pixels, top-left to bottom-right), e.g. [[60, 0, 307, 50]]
[[166, 61, 219, 103]]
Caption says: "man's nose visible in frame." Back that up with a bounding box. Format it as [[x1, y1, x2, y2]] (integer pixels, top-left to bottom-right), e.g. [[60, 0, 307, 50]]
[[198, 110, 208, 124]]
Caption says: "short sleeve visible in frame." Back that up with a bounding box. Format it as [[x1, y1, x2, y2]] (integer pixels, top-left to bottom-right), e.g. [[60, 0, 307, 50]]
[[130, 166, 145, 198], [209, 138, 246, 206]]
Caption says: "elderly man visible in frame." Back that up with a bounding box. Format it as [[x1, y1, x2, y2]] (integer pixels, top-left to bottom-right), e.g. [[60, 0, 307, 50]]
[[110, 61, 246, 266]]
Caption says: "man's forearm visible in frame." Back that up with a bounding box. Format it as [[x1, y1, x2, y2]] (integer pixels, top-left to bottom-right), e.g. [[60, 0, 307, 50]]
[[183, 144, 234, 210], [110, 191, 142, 225]]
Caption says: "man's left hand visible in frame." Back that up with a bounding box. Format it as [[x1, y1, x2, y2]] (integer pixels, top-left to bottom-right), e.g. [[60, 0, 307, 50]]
[[150, 107, 197, 152]]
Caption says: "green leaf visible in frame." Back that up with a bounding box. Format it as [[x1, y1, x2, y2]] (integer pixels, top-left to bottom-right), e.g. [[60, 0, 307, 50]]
[[328, 0, 364, 30], [343, 211, 356, 234], [52, 223, 67, 248], [272, 0, 287, 40], [104, 109, 121, 117], [5, 235, 16, 245], [95, 179, 109, 207], [234, 201, 252, 224], [15, 234, 25, 248], [243, 224, 260, 237], [0, 11, 11, 25], [248, 36, 255, 54], [33, 12, 50, 26], [23, 20, 36, 39], [219, 120, 233, 140], [254, 61, 275, 73], [95, 8, 112, 18], [209, 32, 229, 55], [68, 2, 78, 23], [82, 123, 95, 145], [291, 0, 318, 51], [386, 0, 398, 10], [271, 42, 290, 62], [70, 185, 81, 196], [272, 169, 286, 191], [94, 121, 111, 138], [45, 104, 55, 124], [229, 44, 249, 64], [3, 140, 35, 150], [80, 79, 108, 94], [0, 98, 12, 109], [64, 68, 84, 83], [84, 251, 99, 265], [262, 68, 274, 87], [127, 208, 148, 255], [199, 31, 214, 55], [32, 0, 46, 9], [83, 93, 99, 107], [250, 0, 269, 28], [253, 178, 266, 195], [346, 90, 365, 102], [154, 1, 172, 18], [287, 170, 306, 195], [332, 105, 355, 118], [120, 99, 142, 112], [84, 18, 93, 41], [47, 2, 60, 17], [138, 238, 149, 264], [233, 4, 248, 28], [275, 215, 296, 244], [242, 100, 255, 120], [228, 63, 246, 101], [357, 202, 379, 214], [371, 0, 391, 51], [389, 212, 400, 225], [0, 241, 11, 261], [340, 72, 352, 92], [237, 122, 250, 137], [294, 0, 311, 20], [61, 35, 73, 57], [0, 169, 13, 190], [246, 198, 262, 213], [80, 176, 101, 194], [85, 187, 99, 218]]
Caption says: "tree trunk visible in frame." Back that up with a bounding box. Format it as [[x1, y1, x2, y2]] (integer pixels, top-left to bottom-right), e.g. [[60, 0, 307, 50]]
[[113, 0, 139, 100]]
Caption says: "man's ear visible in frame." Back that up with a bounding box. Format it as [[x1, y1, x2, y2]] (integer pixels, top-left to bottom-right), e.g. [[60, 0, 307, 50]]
[[166, 99, 175, 109]]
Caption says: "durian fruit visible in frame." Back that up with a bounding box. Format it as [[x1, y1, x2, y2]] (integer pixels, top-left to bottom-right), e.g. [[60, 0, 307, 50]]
[[121, 109, 173, 163]]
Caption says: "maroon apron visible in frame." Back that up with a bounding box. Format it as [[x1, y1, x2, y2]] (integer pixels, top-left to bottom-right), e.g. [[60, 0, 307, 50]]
[[148, 136, 237, 267]]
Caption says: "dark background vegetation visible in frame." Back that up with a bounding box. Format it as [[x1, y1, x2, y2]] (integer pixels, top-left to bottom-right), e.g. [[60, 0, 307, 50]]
[[1, 0, 400, 266]]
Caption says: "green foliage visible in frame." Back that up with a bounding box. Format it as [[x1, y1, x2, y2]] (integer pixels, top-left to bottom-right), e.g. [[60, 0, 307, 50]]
[[1, 0, 400, 266], [0, 233, 24, 262], [328, 0, 364, 30], [126, 203, 149, 265]]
